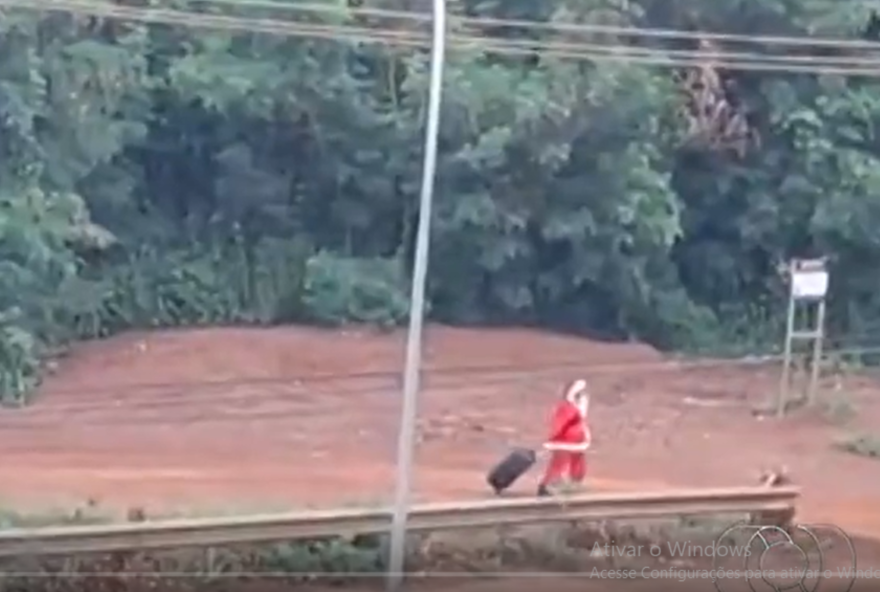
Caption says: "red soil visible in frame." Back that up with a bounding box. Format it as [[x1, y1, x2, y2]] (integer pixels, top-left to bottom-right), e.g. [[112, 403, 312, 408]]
[[1, 324, 880, 581]]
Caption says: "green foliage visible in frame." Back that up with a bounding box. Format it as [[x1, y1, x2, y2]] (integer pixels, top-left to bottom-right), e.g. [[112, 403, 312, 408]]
[[4, 0, 880, 402], [0, 309, 40, 405], [263, 538, 384, 574], [0, 185, 114, 402], [303, 253, 411, 328], [78, 238, 309, 334]]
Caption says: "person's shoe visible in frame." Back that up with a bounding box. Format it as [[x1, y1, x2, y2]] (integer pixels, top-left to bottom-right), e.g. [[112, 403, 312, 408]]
[[537, 484, 551, 497]]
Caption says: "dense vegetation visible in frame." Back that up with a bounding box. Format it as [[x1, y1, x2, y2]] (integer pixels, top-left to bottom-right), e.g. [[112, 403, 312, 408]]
[[2, 0, 880, 402]]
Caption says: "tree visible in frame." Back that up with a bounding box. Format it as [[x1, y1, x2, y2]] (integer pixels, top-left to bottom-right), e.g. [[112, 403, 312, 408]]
[[3, 0, 880, 401]]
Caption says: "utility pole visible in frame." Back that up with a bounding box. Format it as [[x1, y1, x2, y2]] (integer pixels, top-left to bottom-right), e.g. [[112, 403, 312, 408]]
[[385, 0, 447, 590], [777, 258, 829, 417]]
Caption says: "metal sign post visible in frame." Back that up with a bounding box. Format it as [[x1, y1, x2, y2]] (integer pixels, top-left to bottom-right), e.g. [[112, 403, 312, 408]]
[[386, 0, 447, 590], [777, 258, 829, 418]]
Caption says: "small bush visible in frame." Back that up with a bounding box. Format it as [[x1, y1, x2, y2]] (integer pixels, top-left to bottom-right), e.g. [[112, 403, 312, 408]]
[[0, 309, 42, 406], [834, 432, 880, 458], [264, 538, 383, 573], [302, 252, 412, 328], [76, 238, 309, 336], [818, 392, 858, 425]]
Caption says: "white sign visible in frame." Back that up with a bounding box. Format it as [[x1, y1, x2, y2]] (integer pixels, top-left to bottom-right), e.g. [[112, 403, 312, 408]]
[[791, 269, 829, 299]]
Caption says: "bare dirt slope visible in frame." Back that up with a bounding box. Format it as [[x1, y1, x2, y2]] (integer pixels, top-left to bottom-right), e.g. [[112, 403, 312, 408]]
[[0, 324, 879, 540]]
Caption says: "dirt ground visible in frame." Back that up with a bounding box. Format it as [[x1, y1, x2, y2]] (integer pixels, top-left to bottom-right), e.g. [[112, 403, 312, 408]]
[[2, 324, 880, 585]]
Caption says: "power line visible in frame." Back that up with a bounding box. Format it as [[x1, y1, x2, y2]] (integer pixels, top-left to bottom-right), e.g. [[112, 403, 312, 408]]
[[99, 0, 880, 52], [6, 0, 880, 77], [11, 0, 872, 68]]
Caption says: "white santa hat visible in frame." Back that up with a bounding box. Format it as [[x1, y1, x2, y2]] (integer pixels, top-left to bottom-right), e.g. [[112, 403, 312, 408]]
[[564, 379, 590, 417]]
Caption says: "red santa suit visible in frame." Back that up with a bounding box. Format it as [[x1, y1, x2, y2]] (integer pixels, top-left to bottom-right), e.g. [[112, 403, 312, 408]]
[[539, 379, 591, 490]]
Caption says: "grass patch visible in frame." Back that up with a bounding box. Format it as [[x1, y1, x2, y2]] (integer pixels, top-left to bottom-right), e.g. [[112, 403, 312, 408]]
[[834, 432, 880, 458], [0, 501, 114, 529], [818, 390, 859, 425]]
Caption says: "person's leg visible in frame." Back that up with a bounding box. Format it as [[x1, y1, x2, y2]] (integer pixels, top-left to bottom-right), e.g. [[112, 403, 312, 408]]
[[569, 452, 587, 484], [538, 451, 567, 496]]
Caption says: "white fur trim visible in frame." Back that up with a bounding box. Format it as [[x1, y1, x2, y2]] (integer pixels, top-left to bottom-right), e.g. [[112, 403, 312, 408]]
[[576, 395, 589, 418], [544, 441, 590, 452], [565, 379, 588, 403]]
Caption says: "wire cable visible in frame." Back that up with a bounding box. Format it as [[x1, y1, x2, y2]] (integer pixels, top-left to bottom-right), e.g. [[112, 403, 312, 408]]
[[5, 0, 865, 69], [7, 0, 880, 76], [90, 0, 880, 52], [149, 6, 880, 70]]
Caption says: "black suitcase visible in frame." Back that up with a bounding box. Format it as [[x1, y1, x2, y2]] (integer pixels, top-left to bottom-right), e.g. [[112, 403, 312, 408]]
[[487, 447, 537, 494]]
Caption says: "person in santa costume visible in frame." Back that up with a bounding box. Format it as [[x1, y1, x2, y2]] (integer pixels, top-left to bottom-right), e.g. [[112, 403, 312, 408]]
[[538, 378, 591, 496]]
